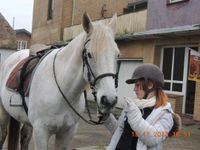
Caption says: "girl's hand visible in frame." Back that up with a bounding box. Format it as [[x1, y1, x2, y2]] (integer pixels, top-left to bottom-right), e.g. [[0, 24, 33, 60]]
[[124, 97, 137, 112]]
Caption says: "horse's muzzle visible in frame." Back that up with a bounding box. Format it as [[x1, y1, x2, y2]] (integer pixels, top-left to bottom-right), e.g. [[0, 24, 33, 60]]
[[100, 95, 117, 109]]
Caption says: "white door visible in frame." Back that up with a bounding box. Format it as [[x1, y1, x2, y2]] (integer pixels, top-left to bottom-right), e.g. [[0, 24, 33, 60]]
[[117, 60, 142, 108]]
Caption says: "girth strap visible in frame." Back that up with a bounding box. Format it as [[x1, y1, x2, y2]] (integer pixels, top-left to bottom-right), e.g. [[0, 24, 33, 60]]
[[18, 56, 40, 114]]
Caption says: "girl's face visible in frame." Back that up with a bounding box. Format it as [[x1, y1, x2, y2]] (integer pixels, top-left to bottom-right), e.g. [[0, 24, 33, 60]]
[[134, 80, 155, 99], [134, 80, 145, 99]]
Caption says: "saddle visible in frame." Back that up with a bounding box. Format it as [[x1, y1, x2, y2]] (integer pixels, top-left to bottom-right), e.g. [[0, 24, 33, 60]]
[[6, 56, 40, 96], [6, 44, 52, 97], [6, 43, 65, 114]]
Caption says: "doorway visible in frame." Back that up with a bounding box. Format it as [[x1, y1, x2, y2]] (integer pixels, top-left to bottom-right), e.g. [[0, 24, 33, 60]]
[[185, 47, 198, 114]]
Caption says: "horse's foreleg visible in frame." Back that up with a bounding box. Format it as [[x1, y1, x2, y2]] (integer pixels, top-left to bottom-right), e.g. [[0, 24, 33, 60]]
[[55, 123, 79, 150], [32, 123, 49, 150], [0, 100, 10, 149], [20, 124, 33, 150], [0, 123, 8, 150]]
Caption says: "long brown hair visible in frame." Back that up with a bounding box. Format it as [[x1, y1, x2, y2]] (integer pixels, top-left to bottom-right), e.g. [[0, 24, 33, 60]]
[[155, 88, 168, 108], [138, 79, 168, 108]]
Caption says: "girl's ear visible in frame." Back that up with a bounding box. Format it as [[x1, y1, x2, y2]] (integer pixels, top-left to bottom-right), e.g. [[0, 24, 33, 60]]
[[147, 81, 154, 90]]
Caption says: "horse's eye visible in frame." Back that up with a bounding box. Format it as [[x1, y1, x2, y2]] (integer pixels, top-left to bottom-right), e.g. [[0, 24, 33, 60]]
[[88, 53, 92, 58]]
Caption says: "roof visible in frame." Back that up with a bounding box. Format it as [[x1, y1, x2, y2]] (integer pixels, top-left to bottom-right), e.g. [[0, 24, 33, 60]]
[[15, 29, 31, 36], [116, 24, 200, 41], [0, 13, 17, 49]]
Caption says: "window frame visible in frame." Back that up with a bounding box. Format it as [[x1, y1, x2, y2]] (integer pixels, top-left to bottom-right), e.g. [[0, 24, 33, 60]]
[[17, 41, 27, 50], [160, 46, 190, 96], [124, 0, 147, 14], [167, 0, 189, 5], [47, 0, 54, 20], [160, 45, 198, 114]]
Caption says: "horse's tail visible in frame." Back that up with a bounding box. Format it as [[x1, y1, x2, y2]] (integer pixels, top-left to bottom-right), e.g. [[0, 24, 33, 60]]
[[8, 116, 20, 150]]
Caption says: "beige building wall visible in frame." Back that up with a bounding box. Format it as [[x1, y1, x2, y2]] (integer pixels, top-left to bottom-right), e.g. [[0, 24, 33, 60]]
[[70, 0, 136, 25], [32, 0, 140, 44], [32, 0, 69, 44], [117, 40, 155, 63]]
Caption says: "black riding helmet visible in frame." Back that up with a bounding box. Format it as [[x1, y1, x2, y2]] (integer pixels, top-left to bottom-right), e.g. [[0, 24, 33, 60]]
[[126, 64, 164, 98]]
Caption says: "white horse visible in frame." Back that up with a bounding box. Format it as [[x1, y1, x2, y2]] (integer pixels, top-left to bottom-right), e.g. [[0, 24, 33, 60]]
[[0, 13, 120, 150]]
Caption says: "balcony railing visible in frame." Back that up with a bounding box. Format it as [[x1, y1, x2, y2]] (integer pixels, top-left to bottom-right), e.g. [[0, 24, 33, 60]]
[[63, 10, 147, 41]]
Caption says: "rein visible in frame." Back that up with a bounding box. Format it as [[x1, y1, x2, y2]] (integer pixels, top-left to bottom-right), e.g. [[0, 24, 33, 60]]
[[53, 50, 100, 125], [53, 39, 120, 125]]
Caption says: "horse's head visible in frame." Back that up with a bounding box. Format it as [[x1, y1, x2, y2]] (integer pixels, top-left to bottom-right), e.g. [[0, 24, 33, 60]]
[[82, 13, 120, 116]]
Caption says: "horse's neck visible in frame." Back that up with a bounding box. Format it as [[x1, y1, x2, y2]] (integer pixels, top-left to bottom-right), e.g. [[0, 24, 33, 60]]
[[55, 34, 87, 99]]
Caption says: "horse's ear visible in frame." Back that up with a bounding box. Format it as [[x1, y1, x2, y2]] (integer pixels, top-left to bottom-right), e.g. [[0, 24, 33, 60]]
[[82, 12, 93, 34], [108, 13, 117, 34]]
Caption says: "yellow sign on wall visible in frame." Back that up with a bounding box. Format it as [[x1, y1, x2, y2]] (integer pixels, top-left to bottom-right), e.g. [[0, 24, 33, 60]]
[[188, 50, 200, 82]]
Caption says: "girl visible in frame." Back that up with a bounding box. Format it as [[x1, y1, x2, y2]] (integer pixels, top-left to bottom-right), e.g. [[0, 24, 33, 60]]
[[105, 64, 181, 150]]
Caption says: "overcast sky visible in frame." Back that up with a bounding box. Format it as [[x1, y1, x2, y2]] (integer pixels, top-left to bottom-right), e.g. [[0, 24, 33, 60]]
[[0, 0, 34, 32]]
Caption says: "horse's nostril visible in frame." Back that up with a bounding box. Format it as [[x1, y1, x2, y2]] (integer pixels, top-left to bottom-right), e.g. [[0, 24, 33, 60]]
[[113, 98, 117, 106], [100, 96, 117, 108], [101, 96, 107, 106]]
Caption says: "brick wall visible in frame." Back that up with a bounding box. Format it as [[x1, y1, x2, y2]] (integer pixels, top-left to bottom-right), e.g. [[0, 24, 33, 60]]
[[16, 32, 31, 49], [168, 95, 183, 115]]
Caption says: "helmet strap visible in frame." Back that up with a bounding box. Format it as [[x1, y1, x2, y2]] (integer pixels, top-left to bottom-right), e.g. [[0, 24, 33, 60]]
[[143, 88, 155, 99], [142, 78, 156, 99]]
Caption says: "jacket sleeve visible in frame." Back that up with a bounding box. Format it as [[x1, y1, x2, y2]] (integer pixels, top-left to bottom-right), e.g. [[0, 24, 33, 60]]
[[104, 113, 118, 134], [104, 109, 126, 134], [106, 110, 126, 150], [127, 105, 173, 147]]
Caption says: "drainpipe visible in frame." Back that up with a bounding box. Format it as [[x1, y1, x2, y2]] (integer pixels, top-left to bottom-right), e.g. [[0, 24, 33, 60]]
[[72, 0, 75, 26]]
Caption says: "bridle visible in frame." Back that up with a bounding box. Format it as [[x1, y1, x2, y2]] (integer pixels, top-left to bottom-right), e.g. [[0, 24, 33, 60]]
[[53, 38, 120, 125], [82, 38, 120, 96]]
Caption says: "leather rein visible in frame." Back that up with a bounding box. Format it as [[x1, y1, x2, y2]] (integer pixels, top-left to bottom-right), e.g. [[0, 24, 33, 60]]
[[53, 39, 120, 125]]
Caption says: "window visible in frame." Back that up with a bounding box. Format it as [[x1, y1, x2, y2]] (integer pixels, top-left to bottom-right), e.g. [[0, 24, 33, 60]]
[[124, 0, 147, 14], [161, 47, 185, 93], [17, 41, 27, 50], [47, 0, 54, 20], [167, 0, 189, 5]]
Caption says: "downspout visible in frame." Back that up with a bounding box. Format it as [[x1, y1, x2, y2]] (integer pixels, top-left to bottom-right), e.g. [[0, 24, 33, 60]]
[[72, 0, 75, 26]]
